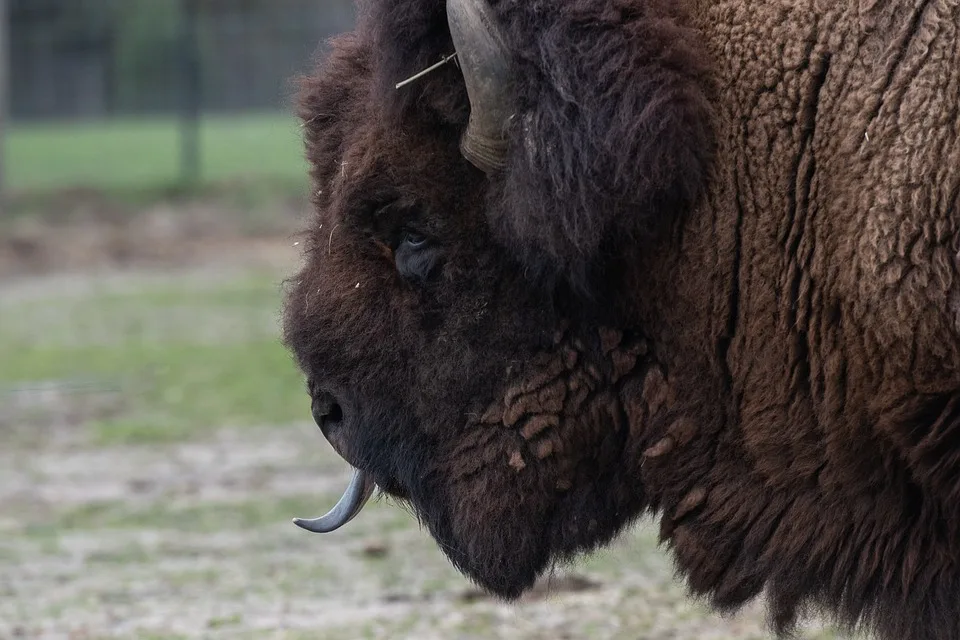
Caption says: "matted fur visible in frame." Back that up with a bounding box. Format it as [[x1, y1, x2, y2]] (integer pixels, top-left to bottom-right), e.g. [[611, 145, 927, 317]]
[[282, 1, 960, 639]]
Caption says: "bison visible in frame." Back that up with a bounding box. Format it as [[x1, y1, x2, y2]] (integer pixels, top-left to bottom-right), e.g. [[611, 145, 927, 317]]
[[280, 0, 960, 638]]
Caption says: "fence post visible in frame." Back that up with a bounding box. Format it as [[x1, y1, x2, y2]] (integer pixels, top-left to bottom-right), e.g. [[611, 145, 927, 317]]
[[0, 0, 8, 210], [179, 0, 201, 186]]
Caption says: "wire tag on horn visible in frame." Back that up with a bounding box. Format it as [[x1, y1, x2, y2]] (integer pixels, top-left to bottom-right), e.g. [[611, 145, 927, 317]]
[[395, 52, 460, 90]]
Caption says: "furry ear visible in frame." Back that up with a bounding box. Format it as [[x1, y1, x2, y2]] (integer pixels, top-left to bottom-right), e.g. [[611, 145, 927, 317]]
[[487, 0, 717, 295]]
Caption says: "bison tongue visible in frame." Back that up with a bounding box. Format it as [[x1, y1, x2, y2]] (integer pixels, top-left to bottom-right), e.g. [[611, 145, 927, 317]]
[[292, 469, 375, 533]]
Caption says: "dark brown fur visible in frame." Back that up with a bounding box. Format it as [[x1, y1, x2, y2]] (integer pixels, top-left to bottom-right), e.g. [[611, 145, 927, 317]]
[[282, 1, 960, 638], [364, 0, 715, 292]]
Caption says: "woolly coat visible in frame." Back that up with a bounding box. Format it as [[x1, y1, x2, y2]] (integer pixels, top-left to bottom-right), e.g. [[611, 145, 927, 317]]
[[282, 2, 960, 638]]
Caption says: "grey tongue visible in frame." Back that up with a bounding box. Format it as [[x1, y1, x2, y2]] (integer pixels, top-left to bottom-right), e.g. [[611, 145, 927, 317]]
[[293, 469, 376, 533]]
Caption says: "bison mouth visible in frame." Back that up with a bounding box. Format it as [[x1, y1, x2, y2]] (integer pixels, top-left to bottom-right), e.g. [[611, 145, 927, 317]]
[[292, 468, 376, 533]]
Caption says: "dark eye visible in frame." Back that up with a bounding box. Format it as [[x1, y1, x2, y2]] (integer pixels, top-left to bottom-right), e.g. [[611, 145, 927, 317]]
[[401, 231, 429, 249], [395, 230, 441, 283]]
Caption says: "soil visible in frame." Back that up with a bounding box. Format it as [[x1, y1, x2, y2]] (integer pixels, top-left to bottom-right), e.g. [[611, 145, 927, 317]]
[[0, 190, 309, 278]]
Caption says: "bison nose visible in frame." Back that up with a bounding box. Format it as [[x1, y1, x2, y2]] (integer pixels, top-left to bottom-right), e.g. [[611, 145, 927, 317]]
[[312, 391, 345, 439]]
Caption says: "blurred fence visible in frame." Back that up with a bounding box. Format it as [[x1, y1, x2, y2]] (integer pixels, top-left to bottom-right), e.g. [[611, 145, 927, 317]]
[[3, 0, 356, 196]]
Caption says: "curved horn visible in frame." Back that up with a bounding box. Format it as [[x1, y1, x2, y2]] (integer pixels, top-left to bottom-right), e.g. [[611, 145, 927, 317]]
[[446, 0, 515, 173], [292, 469, 375, 534]]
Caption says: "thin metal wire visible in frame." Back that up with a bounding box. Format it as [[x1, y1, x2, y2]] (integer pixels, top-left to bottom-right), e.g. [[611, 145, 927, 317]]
[[395, 52, 459, 90]]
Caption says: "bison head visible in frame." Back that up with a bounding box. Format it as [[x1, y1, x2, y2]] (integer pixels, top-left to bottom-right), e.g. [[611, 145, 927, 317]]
[[282, 0, 714, 598]]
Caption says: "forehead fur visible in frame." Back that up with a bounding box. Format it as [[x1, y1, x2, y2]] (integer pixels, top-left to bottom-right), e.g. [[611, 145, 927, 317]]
[[295, 10, 477, 223]]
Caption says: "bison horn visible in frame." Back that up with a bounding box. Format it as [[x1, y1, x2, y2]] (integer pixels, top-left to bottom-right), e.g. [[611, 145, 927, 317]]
[[292, 468, 376, 533], [446, 0, 514, 173]]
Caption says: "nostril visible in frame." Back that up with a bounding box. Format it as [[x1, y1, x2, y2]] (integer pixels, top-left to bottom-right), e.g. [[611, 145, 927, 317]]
[[327, 402, 343, 423], [312, 391, 344, 433]]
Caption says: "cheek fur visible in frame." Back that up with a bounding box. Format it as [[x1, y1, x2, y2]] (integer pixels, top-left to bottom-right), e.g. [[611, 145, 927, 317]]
[[415, 329, 654, 597]]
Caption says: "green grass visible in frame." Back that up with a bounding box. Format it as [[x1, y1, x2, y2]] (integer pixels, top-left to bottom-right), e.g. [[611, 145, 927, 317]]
[[6, 112, 309, 193], [0, 269, 307, 444]]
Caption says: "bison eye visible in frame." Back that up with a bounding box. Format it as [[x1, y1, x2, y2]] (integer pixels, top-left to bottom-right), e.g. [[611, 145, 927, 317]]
[[395, 229, 440, 283], [401, 231, 428, 249]]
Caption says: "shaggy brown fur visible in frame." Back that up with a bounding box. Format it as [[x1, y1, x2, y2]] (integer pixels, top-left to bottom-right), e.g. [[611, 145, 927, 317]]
[[281, 1, 960, 638]]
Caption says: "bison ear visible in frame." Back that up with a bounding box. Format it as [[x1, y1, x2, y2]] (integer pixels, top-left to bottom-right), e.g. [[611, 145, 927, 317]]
[[445, 0, 515, 173]]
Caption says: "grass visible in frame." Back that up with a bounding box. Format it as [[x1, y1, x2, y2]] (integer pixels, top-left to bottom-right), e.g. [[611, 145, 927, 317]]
[[0, 268, 306, 444], [6, 112, 309, 194]]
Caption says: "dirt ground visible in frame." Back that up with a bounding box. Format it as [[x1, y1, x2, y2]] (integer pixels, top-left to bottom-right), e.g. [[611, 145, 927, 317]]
[[0, 208, 854, 639], [0, 189, 308, 278]]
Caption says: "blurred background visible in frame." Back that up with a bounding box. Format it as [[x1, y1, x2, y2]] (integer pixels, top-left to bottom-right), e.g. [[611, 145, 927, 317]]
[[4, 0, 353, 197], [0, 2, 851, 638]]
